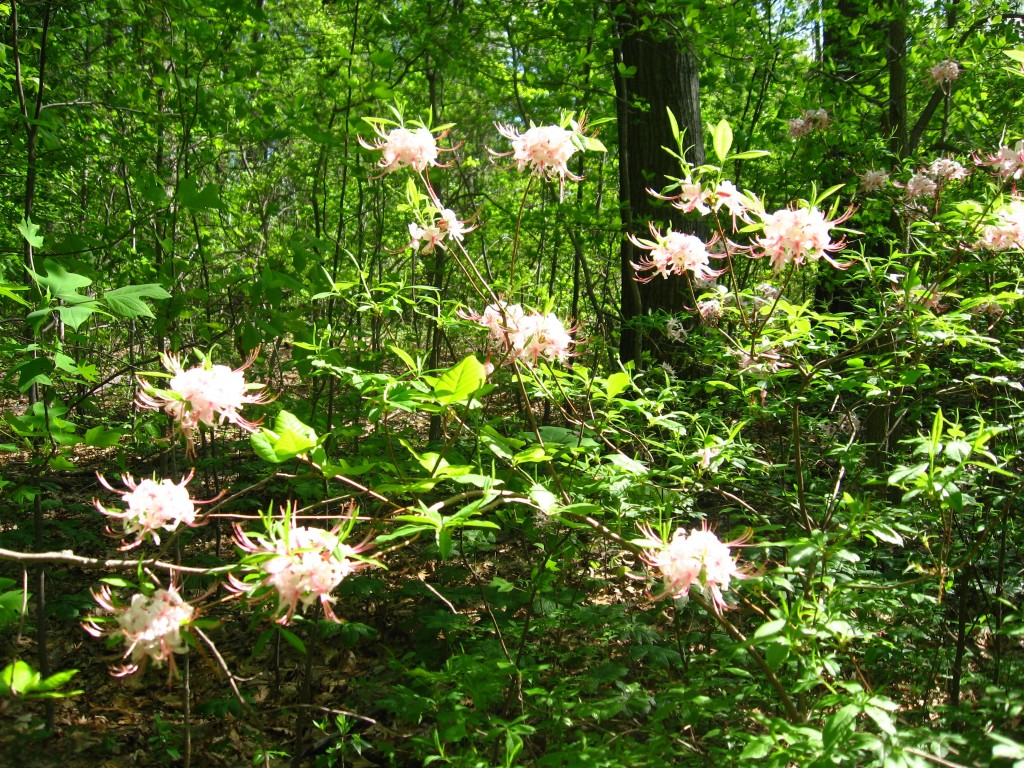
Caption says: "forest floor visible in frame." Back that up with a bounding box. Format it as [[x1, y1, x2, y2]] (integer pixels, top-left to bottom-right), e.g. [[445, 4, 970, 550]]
[[0, 437, 581, 767]]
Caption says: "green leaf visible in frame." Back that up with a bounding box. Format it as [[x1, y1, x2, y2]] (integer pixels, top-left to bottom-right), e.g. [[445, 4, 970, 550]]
[[103, 284, 171, 319], [84, 426, 123, 448], [888, 462, 928, 486], [0, 283, 29, 306], [251, 411, 319, 463], [56, 302, 99, 330], [604, 371, 630, 400], [529, 483, 558, 514], [605, 453, 648, 475], [944, 440, 971, 463], [868, 524, 904, 547], [712, 119, 733, 163], [823, 704, 859, 751], [14, 356, 54, 393], [666, 108, 681, 144], [788, 542, 818, 566], [29, 258, 91, 299], [728, 149, 771, 160], [177, 177, 223, 211], [739, 736, 774, 760], [390, 345, 418, 372], [433, 355, 487, 406], [276, 411, 318, 445], [753, 618, 787, 640], [437, 528, 453, 560], [0, 590, 26, 625], [864, 704, 896, 736], [18, 217, 44, 249], [99, 577, 133, 588], [991, 733, 1024, 761], [278, 627, 306, 655], [37, 668, 79, 692], [251, 430, 282, 464], [1, 660, 39, 695]]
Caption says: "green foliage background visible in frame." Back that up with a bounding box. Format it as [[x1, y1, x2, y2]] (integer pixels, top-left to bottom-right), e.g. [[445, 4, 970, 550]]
[[1, 0, 1024, 766]]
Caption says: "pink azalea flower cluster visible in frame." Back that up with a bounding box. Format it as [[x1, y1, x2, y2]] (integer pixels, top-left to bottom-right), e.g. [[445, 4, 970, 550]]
[[978, 141, 1024, 180], [751, 205, 852, 271], [665, 316, 687, 342], [86, 586, 194, 676], [628, 224, 723, 282], [657, 179, 751, 222], [901, 158, 968, 200], [137, 351, 272, 453], [788, 108, 830, 138], [360, 125, 442, 174], [95, 470, 208, 549], [639, 524, 745, 612], [231, 524, 368, 624], [495, 123, 582, 189], [734, 345, 790, 377], [468, 301, 574, 365], [904, 172, 937, 199], [859, 169, 889, 192], [927, 158, 968, 182], [408, 207, 473, 253], [929, 60, 960, 86], [980, 198, 1024, 251]]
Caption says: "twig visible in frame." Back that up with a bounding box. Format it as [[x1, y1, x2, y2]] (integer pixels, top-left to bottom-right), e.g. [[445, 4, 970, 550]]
[[0, 548, 235, 575]]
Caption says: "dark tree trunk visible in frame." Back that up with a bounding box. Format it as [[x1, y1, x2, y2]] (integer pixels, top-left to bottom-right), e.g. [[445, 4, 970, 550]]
[[614, 14, 704, 367], [887, 2, 908, 158]]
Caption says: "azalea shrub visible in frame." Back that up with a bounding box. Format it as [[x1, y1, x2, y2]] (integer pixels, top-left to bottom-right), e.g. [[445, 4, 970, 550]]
[[3, 86, 1024, 768]]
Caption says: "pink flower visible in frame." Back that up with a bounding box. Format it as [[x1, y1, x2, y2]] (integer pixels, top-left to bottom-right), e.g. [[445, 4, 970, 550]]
[[656, 181, 711, 215], [788, 109, 829, 138], [465, 303, 574, 365], [408, 221, 443, 252], [359, 125, 443, 174], [408, 207, 474, 253], [929, 60, 960, 85], [710, 180, 750, 220], [698, 297, 723, 325], [95, 470, 215, 549], [980, 198, 1024, 251], [904, 172, 937, 199], [927, 158, 968, 182], [805, 108, 830, 130], [859, 169, 889, 192], [788, 118, 808, 138], [734, 345, 789, 376], [978, 141, 1024, 180], [514, 313, 574, 365], [494, 120, 594, 199], [677, 182, 711, 214], [137, 351, 273, 453], [85, 585, 194, 677], [629, 224, 723, 282], [466, 301, 526, 344], [665, 316, 687, 342], [751, 205, 852, 271], [496, 123, 580, 179], [639, 525, 747, 612], [231, 522, 370, 624], [696, 446, 719, 468]]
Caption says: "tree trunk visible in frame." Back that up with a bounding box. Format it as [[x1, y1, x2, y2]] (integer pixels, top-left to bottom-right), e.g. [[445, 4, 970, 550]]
[[614, 14, 705, 367], [887, 1, 908, 157]]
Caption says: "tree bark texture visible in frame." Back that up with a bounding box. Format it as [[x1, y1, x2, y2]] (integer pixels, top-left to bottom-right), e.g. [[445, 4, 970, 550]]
[[615, 16, 704, 366]]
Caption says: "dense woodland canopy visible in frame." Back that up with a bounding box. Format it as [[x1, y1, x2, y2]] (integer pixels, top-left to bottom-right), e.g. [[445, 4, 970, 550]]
[[2, 0, 1024, 765]]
